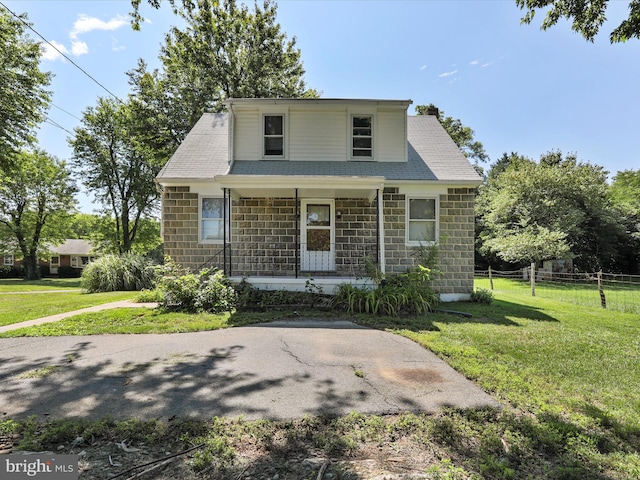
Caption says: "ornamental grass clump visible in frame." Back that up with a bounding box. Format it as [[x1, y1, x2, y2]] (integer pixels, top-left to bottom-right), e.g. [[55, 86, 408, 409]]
[[81, 254, 158, 293]]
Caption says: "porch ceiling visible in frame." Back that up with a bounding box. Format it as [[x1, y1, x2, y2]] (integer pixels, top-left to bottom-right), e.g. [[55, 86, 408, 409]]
[[216, 175, 385, 201]]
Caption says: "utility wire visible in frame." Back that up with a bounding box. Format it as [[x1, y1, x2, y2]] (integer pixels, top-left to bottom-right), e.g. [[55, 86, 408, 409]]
[[51, 103, 83, 122], [45, 118, 75, 137], [0, 1, 124, 104]]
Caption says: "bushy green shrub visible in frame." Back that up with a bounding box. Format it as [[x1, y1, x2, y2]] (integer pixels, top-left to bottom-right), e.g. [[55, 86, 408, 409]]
[[80, 254, 158, 293], [158, 258, 236, 313], [471, 288, 494, 305]]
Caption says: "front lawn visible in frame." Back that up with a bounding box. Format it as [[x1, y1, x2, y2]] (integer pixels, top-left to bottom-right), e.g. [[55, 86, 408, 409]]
[[1, 289, 639, 478], [0, 290, 138, 327]]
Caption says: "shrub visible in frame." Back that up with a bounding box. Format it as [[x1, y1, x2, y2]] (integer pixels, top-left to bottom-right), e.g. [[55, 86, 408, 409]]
[[81, 254, 158, 293], [234, 278, 327, 310], [158, 258, 236, 313], [471, 288, 494, 305]]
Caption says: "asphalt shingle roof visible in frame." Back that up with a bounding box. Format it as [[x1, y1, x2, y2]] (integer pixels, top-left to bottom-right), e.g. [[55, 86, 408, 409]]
[[156, 112, 481, 183]]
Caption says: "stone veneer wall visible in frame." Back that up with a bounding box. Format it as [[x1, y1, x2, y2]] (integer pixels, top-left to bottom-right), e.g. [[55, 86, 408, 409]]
[[162, 185, 476, 295], [382, 187, 476, 295], [231, 197, 377, 277], [162, 186, 224, 269]]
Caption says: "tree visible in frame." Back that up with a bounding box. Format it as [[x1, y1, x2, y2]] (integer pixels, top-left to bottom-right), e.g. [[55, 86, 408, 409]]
[[70, 97, 162, 254], [609, 169, 640, 273], [476, 151, 627, 271], [67, 212, 162, 256], [516, 0, 640, 43], [415, 104, 488, 164], [0, 9, 52, 170], [130, 0, 318, 150], [0, 150, 77, 280]]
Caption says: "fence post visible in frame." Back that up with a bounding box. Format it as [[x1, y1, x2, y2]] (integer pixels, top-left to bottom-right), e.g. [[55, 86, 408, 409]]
[[598, 270, 607, 309], [489, 266, 494, 290], [530, 262, 536, 297]]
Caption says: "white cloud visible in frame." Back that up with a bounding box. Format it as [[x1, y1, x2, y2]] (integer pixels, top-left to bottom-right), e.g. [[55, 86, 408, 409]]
[[69, 14, 128, 40], [71, 41, 89, 56], [111, 37, 126, 52], [419, 65, 427, 71], [40, 40, 69, 61], [481, 61, 494, 67], [438, 70, 458, 78], [469, 59, 480, 65]]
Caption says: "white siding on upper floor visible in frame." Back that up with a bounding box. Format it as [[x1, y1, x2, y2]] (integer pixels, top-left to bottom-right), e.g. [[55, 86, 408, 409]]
[[289, 109, 347, 161], [233, 108, 260, 160], [376, 109, 406, 162], [231, 103, 408, 162]]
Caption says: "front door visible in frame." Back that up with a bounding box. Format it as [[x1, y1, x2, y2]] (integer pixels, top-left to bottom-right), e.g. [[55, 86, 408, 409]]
[[301, 200, 335, 271], [50, 256, 59, 275]]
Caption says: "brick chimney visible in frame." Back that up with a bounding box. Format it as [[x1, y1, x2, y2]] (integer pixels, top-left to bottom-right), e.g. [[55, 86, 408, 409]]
[[426, 105, 440, 118]]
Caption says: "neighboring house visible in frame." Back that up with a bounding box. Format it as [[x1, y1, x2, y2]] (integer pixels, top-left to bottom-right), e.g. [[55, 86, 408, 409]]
[[1, 239, 97, 275], [156, 98, 482, 300], [47, 239, 97, 274]]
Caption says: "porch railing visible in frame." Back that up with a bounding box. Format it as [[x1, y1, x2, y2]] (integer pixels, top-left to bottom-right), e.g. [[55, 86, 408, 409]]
[[204, 242, 377, 278]]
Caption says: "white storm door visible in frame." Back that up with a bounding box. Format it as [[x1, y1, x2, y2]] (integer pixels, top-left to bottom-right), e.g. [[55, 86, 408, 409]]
[[301, 200, 335, 271]]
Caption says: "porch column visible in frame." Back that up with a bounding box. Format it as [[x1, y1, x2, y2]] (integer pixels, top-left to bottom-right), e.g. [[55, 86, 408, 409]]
[[377, 187, 386, 274]]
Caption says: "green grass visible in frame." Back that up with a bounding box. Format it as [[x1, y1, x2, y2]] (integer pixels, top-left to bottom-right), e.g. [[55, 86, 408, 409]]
[[1, 285, 639, 478], [0, 290, 138, 327], [475, 276, 640, 314]]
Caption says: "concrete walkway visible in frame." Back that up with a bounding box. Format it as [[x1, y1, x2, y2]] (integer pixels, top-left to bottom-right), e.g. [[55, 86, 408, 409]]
[[0, 301, 158, 334]]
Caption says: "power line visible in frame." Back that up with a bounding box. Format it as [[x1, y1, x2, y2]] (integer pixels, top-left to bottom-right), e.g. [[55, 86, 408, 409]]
[[45, 118, 75, 137], [0, 1, 124, 104], [51, 103, 83, 122]]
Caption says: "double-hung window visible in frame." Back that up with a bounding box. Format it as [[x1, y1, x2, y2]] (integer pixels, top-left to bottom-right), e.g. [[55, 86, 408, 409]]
[[264, 115, 284, 157], [3, 254, 13, 266], [407, 197, 438, 245], [351, 115, 373, 158], [201, 197, 230, 243]]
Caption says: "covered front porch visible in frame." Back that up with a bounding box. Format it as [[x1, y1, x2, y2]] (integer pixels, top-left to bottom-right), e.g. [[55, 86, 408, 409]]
[[210, 175, 388, 289]]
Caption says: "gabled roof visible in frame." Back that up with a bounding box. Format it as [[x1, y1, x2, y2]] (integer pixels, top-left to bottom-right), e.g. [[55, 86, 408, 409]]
[[49, 239, 95, 256], [156, 110, 481, 184]]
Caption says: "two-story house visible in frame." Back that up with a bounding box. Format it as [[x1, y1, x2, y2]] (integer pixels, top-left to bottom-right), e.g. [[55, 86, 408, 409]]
[[156, 98, 482, 300]]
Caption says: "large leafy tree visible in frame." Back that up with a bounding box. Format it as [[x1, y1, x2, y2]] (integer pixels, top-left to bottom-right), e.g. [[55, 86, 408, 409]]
[[477, 151, 627, 271], [516, 0, 640, 43], [415, 104, 488, 165], [129, 0, 317, 153], [67, 212, 162, 256], [0, 9, 52, 170], [0, 150, 77, 280], [70, 98, 162, 254], [609, 169, 640, 273]]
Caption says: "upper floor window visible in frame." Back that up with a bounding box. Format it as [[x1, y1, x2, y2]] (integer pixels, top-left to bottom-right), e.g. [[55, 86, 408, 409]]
[[352, 115, 373, 158], [406, 197, 438, 245], [201, 197, 230, 243], [264, 115, 284, 157], [3, 254, 13, 266]]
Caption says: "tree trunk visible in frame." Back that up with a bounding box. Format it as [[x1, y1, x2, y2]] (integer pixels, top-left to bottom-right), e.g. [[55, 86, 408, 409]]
[[23, 255, 41, 280]]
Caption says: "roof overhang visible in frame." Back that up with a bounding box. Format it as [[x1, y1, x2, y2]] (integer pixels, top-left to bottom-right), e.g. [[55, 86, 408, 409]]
[[215, 175, 386, 201]]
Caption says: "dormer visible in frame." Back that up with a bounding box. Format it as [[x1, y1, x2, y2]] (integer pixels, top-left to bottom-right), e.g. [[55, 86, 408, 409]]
[[224, 98, 413, 163]]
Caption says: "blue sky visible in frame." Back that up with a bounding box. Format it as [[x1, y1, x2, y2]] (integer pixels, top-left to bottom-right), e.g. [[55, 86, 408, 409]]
[[4, 0, 640, 212]]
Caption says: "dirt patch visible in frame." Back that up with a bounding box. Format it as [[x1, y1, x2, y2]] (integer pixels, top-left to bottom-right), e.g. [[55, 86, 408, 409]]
[[377, 368, 444, 387]]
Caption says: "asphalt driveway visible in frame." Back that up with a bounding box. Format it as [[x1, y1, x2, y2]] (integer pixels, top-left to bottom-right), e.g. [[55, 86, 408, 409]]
[[0, 319, 498, 420]]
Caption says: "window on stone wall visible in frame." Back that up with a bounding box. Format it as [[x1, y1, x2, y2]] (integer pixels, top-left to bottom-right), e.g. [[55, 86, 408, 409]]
[[201, 197, 230, 243], [406, 197, 437, 245]]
